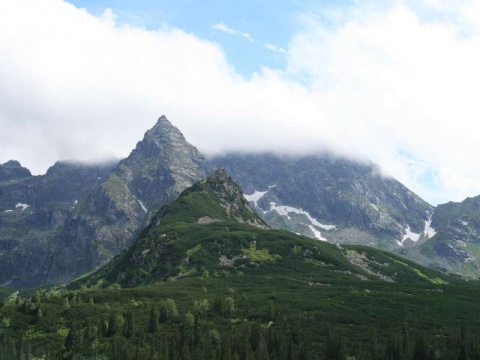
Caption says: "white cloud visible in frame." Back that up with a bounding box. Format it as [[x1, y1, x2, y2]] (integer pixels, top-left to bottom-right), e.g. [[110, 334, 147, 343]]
[[2, 0, 480, 205], [265, 43, 288, 53], [213, 22, 254, 42]]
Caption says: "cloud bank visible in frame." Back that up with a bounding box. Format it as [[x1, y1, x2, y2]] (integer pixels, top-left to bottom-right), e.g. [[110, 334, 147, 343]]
[[1, 0, 480, 205]]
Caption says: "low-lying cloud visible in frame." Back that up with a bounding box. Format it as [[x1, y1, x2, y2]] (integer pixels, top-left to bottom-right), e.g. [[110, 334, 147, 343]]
[[1, 0, 480, 205]]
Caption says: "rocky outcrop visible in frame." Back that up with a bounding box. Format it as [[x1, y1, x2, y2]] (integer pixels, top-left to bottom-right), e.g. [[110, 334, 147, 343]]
[[0, 160, 32, 182]]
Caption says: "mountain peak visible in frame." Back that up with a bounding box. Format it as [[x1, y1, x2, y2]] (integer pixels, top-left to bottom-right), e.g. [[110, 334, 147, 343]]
[[3, 160, 22, 167], [146, 115, 183, 141], [165, 168, 270, 229], [153, 114, 174, 130], [205, 168, 238, 194], [0, 160, 32, 181], [158, 114, 169, 122], [208, 167, 229, 181], [113, 115, 207, 210]]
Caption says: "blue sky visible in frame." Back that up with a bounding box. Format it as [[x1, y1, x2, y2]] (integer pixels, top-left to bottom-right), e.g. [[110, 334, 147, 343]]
[[68, 0, 316, 75], [68, 0, 306, 75], [2, 0, 480, 205]]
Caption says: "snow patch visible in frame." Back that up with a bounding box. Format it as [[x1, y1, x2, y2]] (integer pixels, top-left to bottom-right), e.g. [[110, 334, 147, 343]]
[[461, 221, 469, 226], [74, 200, 78, 205], [402, 226, 421, 242], [397, 216, 437, 246], [269, 202, 336, 230], [423, 217, 437, 238], [138, 200, 148, 213], [370, 203, 379, 211], [15, 203, 29, 211], [4, 210, 13, 213], [244, 185, 276, 207], [308, 225, 327, 241], [244, 191, 268, 207]]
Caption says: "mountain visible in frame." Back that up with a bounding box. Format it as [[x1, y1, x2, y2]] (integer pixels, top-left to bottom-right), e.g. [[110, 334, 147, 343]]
[[211, 153, 434, 251], [397, 195, 480, 276], [0, 160, 117, 287], [0, 116, 207, 287], [57, 115, 208, 270], [77, 168, 452, 289]]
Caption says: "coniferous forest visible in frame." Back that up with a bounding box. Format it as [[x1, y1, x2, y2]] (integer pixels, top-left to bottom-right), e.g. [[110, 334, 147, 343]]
[[2, 275, 480, 359]]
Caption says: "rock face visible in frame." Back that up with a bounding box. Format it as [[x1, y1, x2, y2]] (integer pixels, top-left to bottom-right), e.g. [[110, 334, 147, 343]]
[[0, 116, 207, 287], [114, 115, 208, 212], [0, 161, 116, 287], [211, 153, 433, 250], [397, 195, 480, 276]]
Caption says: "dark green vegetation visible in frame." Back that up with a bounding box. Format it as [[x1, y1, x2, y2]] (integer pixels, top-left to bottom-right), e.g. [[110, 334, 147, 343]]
[[2, 273, 480, 359], [2, 169, 479, 359]]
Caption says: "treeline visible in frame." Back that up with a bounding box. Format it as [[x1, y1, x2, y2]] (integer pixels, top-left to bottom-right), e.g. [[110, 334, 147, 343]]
[[1, 288, 480, 359]]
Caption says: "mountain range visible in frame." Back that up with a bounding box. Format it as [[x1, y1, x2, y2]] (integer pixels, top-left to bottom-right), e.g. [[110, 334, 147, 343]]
[[2, 166, 479, 359], [1, 115, 480, 288]]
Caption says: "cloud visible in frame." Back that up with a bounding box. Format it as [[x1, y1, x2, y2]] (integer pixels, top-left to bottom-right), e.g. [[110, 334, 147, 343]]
[[213, 22, 254, 42], [265, 43, 287, 53], [1, 0, 480, 205], [283, 1, 480, 204]]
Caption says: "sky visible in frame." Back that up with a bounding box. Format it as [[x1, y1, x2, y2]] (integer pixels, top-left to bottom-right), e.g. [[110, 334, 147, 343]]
[[1, 0, 480, 205]]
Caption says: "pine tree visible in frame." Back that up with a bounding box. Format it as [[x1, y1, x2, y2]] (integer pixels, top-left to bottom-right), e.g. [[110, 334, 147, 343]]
[[148, 306, 158, 333], [65, 327, 80, 351], [107, 312, 124, 337], [63, 297, 71, 311], [124, 310, 135, 338]]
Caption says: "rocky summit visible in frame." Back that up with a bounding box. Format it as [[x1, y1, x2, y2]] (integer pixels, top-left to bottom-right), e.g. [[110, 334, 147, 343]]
[[0, 160, 32, 182]]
